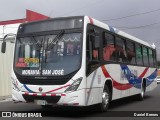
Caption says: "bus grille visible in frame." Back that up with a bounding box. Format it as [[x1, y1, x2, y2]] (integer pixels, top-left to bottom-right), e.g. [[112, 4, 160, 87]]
[[22, 95, 61, 103]]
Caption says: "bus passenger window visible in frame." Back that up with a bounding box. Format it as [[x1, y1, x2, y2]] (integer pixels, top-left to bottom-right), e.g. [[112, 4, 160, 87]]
[[103, 33, 116, 61], [136, 44, 143, 65], [149, 49, 154, 66], [153, 51, 157, 67], [115, 37, 127, 62], [143, 47, 149, 66], [126, 41, 136, 64]]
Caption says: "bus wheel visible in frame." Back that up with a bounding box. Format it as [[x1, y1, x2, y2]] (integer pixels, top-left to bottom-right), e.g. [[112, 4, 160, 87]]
[[137, 82, 145, 101], [98, 85, 110, 112]]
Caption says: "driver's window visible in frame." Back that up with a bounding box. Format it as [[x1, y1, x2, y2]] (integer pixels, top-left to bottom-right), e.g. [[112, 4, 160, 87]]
[[86, 26, 100, 75], [86, 34, 100, 62]]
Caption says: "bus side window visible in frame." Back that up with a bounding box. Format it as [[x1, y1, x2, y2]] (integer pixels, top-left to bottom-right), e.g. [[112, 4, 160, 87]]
[[115, 37, 127, 62], [126, 40, 136, 64], [103, 32, 116, 61], [136, 44, 143, 65], [148, 49, 154, 66], [143, 47, 149, 66], [153, 50, 157, 67]]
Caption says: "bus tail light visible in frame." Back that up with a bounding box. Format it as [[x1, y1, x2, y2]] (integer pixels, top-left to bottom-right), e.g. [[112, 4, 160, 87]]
[[65, 77, 83, 93]]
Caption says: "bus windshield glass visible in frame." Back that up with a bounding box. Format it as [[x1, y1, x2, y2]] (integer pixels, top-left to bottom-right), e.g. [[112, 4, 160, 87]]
[[14, 32, 82, 76]]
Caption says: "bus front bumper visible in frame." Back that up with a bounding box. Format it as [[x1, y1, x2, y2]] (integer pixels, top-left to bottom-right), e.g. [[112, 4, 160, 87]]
[[12, 89, 86, 106]]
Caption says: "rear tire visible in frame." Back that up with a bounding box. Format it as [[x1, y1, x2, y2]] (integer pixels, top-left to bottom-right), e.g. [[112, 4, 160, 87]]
[[137, 82, 145, 101], [97, 85, 111, 112]]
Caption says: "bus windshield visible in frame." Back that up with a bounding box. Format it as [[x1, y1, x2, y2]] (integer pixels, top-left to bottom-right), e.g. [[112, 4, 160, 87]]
[[14, 32, 82, 76]]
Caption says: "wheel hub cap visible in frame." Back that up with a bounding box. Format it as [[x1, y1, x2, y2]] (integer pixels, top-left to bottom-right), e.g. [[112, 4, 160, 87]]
[[102, 92, 109, 105]]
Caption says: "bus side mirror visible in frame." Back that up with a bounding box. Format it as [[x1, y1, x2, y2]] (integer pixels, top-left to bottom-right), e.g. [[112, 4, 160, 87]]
[[1, 33, 16, 53], [1, 42, 6, 53]]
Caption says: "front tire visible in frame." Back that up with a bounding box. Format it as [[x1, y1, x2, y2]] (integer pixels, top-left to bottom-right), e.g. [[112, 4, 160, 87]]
[[98, 85, 110, 112]]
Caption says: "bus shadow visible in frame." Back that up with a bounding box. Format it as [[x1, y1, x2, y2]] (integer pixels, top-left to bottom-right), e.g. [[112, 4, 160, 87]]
[[109, 95, 152, 110], [39, 106, 100, 118]]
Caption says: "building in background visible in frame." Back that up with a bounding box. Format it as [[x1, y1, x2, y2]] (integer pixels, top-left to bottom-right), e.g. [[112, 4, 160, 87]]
[[0, 10, 49, 97]]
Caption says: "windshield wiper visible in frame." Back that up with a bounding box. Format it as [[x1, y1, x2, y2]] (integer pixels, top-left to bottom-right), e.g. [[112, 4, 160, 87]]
[[31, 35, 42, 48], [47, 30, 65, 49]]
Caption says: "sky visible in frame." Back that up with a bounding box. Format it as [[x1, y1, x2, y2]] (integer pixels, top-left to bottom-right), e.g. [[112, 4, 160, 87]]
[[0, 0, 160, 59]]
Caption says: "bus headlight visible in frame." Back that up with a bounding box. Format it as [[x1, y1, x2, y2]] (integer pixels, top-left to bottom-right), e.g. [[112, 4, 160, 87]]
[[65, 77, 83, 93]]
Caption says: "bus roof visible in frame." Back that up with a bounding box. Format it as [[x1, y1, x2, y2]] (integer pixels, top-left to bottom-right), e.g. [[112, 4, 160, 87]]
[[18, 15, 154, 49], [85, 16, 155, 49]]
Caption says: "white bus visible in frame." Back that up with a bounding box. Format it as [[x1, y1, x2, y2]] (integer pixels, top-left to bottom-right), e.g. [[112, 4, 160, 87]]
[[1, 16, 157, 112]]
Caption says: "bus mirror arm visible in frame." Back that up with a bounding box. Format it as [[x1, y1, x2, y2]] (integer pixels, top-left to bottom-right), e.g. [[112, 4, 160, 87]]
[[1, 41, 6, 53], [1, 34, 8, 53], [1, 33, 16, 53]]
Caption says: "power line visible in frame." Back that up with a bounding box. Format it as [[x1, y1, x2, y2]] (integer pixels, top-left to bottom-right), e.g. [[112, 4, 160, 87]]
[[114, 21, 160, 30], [101, 8, 160, 22], [49, 0, 105, 17]]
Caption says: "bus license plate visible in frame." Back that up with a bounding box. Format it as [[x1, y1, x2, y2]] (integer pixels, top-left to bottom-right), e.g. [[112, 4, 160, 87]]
[[35, 100, 47, 105]]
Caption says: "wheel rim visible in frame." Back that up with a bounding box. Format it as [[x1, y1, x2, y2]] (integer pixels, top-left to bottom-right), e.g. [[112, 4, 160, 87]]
[[102, 91, 109, 108], [141, 89, 144, 97]]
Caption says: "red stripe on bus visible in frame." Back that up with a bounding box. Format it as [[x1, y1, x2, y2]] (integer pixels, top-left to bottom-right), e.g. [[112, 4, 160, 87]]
[[51, 94, 56, 96], [46, 84, 70, 93], [88, 17, 93, 24], [41, 94, 46, 96], [63, 103, 68, 106], [61, 94, 66, 96], [101, 65, 133, 90], [25, 92, 29, 95], [23, 92, 66, 97], [73, 103, 79, 106], [33, 93, 37, 96], [139, 67, 149, 78]]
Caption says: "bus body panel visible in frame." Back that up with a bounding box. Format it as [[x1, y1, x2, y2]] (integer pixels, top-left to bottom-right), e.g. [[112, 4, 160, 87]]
[[12, 88, 86, 106], [86, 64, 157, 104], [11, 64, 87, 106]]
